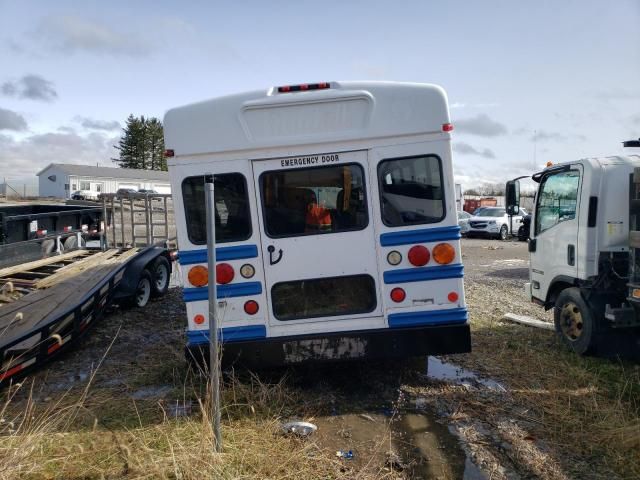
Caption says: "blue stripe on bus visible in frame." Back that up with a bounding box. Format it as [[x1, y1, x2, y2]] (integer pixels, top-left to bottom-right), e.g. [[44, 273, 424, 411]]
[[183, 282, 263, 302], [187, 325, 267, 345], [388, 307, 468, 328], [379, 225, 461, 247], [383, 264, 464, 284], [179, 245, 259, 265]]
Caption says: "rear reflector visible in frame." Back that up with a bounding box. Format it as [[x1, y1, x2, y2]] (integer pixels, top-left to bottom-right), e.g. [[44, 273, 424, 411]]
[[164, 149, 175, 157], [277, 82, 330, 93], [442, 123, 454, 132], [188, 265, 208, 287], [194, 314, 205, 325], [448, 292, 459, 302], [390, 288, 406, 303], [244, 300, 259, 315]]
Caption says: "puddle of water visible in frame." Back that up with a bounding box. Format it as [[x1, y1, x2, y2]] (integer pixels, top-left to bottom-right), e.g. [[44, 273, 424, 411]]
[[426, 357, 506, 391], [314, 410, 481, 479]]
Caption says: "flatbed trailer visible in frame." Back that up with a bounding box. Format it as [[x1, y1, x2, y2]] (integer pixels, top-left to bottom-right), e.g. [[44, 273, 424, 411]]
[[0, 192, 177, 385]]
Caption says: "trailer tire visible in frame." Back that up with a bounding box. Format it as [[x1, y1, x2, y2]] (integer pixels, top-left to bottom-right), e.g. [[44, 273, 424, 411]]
[[129, 270, 152, 308], [554, 288, 597, 355], [63, 235, 85, 251], [41, 239, 57, 256], [150, 256, 170, 297]]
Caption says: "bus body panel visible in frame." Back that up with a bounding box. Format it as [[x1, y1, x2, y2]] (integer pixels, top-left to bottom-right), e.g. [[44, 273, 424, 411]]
[[165, 81, 470, 364]]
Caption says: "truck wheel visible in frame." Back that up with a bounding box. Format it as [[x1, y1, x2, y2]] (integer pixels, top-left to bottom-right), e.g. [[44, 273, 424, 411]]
[[499, 225, 509, 241], [129, 270, 152, 308], [554, 288, 597, 355], [150, 256, 170, 297]]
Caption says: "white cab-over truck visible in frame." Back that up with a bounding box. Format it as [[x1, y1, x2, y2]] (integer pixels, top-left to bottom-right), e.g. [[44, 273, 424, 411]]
[[507, 154, 640, 355]]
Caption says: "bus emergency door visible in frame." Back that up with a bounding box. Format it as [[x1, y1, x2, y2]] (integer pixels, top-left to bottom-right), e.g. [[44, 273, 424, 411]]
[[252, 150, 383, 327]]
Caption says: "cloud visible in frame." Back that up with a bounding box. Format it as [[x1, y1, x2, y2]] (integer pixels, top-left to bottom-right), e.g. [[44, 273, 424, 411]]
[[0, 107, 28, 131], [36, 15, 153, 57], [2, 74, 58, 102], [0, 131, 119, 178], [595, 89, 639, 102], [530, 130, 587, 143], [453, 141, 496, 159], [454, 114, 507, 137], [74, 116, 120, 131], [450, 102, 499, 109]]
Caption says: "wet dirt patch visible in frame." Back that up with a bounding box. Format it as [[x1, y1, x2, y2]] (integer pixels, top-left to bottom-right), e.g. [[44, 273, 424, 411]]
[[313, 410, 473, 479]]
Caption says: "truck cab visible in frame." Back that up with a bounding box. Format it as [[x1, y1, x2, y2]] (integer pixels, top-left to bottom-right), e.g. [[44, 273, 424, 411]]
[[507, 155, 640, 354]]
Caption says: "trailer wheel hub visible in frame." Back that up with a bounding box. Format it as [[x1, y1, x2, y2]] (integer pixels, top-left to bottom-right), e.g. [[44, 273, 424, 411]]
[[560, 302, 583, 340]]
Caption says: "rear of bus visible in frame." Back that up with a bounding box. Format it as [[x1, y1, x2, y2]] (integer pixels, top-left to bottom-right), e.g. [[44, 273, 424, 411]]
[[164, 81, 470, 366]]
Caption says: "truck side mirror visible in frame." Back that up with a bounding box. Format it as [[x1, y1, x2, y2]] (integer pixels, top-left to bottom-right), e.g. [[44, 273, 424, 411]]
[[505, 180, 520, 216]]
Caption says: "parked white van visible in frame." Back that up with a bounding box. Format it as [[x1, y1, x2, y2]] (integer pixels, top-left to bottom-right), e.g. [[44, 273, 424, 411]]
[[164, 81, 470, 366]]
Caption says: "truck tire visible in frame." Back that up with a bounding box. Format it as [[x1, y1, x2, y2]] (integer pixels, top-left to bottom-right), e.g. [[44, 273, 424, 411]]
[[499, 225, 509, 241], [150, 256, 170, 297], [128, 270, 152, 308], [553, 288, 597, 355]]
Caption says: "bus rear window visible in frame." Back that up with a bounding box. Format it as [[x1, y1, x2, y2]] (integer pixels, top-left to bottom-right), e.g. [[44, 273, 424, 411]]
[[260, 164, 368, 237], [182, 174, 251, 244], [378, 155, 445, 227]]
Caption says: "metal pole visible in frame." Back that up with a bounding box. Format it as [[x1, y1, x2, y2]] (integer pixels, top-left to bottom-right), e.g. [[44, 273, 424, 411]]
[[205, 179, 222, 451]]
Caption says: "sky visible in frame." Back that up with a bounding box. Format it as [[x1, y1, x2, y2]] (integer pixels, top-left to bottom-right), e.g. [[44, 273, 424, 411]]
[[1, 0, 639, 194]]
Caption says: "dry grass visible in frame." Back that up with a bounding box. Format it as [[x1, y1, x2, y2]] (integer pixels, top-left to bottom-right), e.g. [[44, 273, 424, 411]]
[[0, 370, 352, 480], [452, 308, 640, 479]]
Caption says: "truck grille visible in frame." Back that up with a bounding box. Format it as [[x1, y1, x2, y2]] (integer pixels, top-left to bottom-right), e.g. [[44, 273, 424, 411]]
[[470, 221, 488, 228]]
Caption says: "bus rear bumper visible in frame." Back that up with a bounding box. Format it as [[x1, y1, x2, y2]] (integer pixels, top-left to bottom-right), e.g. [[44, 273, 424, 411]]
[[186, 323, 471, 368]]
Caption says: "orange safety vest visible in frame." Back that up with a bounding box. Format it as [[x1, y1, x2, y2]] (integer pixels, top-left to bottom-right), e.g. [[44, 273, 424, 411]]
[[305, 203, 332, 231]]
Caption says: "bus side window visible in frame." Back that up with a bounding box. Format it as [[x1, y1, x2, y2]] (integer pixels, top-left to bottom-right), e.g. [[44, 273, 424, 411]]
[[182, 174, 252, 244]]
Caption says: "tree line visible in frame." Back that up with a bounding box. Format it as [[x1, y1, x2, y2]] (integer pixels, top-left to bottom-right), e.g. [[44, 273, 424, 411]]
[[112, 115, 166, 171]]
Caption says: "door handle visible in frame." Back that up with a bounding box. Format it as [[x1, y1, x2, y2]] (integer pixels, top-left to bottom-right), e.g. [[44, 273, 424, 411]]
[[567, 244, 575, 266], [267, 245, 283, 265]]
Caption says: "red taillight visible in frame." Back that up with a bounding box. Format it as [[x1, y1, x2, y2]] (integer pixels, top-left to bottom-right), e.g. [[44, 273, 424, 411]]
[[244, 300, 259, 315], [408, 245, 430, 267], [164, 149, 175, 157], [448, 292, 459, 302], [194, 314, 205, 324], [442, 123, 454, 132], [277, 82, 331, 93], [390, 288, 406, 303], [216, 263, 235, 284], [63, 226, 72, 232]]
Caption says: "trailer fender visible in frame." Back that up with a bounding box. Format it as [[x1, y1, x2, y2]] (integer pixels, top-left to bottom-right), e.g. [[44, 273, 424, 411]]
[[113, 246, 171, 299]]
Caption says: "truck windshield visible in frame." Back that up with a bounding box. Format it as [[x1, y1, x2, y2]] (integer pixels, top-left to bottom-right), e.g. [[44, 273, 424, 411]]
[[476, 208, 505, 217]]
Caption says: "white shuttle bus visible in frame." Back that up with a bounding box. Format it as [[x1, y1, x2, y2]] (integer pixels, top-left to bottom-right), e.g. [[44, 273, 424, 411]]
[[164, 81, 470, 366]]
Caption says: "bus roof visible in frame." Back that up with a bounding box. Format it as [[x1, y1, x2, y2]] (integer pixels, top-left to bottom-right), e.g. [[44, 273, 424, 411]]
[[164, 81, 450, 157]]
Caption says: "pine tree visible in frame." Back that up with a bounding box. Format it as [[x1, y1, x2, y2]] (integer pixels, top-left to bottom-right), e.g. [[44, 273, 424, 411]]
[[112, 115, 166, 170]]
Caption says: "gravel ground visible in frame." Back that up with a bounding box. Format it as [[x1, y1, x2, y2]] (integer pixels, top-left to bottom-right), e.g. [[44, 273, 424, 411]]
[[3, 237, 627, 479]]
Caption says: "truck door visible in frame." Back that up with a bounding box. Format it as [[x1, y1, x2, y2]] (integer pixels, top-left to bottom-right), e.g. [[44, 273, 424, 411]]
[[252, 150, 383, 332], [530, 166, 582, 303]]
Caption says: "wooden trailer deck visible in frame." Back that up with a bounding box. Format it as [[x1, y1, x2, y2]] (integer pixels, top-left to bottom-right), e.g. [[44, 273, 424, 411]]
[[0, 248, 140, 382]]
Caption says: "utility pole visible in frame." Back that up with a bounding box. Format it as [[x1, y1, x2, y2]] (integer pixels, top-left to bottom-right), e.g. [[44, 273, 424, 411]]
[[204, 177, 222, 452]]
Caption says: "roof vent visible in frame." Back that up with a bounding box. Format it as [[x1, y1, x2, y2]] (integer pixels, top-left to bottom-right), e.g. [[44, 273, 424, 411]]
[[48, 175, 56, 182]]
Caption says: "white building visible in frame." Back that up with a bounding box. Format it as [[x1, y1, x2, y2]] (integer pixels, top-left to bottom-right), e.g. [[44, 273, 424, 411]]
[[37, 164, 171, 199]]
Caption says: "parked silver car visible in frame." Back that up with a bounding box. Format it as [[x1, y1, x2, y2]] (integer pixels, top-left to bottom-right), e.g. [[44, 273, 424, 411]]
[[457, 210, 471, 235]]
